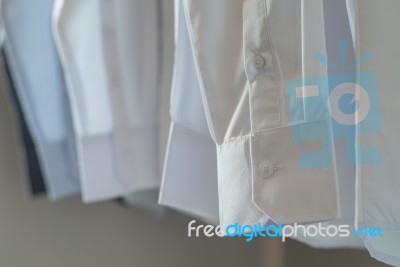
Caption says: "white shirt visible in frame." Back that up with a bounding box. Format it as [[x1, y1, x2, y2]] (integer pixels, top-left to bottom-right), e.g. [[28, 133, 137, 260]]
[[53, 0, 173, 202], [183, 0, 340, 230], [290, 0, 363, 248], [159, 0, 219, 224], [2, 0, 80, 200], [165, 0, 362, 249], [350, 0, 400, 265]]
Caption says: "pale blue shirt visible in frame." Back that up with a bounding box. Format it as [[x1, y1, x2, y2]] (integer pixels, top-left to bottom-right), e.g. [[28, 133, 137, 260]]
[[2, 0, 80, 200]]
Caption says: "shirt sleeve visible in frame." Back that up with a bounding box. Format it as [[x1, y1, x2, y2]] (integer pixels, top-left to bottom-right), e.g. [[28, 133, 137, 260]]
[[53, 0, 122, 202], [2, 0, 80, 200], [159, 0, 219, 224], [100, 0, 161, 191], [184, 0, 340, 228], [350, 0, 400, 265], [53, 0, 169, 202]]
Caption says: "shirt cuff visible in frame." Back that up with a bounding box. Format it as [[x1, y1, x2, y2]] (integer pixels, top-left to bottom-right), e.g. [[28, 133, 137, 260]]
[[79, 127, 160, 202], [159, 122, 219, 224], [217, 117, 340, 228], [40, 138, 81, 200]]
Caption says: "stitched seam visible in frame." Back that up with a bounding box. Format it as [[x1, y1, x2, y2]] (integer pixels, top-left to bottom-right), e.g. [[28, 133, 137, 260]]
[[252, 118, 329, 137], [218, 134, 251, 147], [263, 0, 281, 125]]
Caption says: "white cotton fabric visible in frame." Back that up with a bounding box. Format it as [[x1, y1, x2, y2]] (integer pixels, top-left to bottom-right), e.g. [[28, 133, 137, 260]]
[[290, 0, 364, 249], [183, 0, 340, 230], [349, 0, 400, 265], [159, 0, 219, 224], [53, 0, 173, 202]]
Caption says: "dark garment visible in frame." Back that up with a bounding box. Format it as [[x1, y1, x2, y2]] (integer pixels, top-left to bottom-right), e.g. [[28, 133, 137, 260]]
[[2, 50, 46, 195]]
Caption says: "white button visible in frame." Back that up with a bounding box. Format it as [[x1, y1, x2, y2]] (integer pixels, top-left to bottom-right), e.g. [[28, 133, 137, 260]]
[[258, 161, 274, 178], [253, 54, 265, 70]]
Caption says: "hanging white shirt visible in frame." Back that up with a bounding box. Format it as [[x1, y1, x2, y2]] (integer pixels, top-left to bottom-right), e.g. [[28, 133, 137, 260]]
[[52, 0, 173, 202], [290, 0, 365, 249], [348, 0, 400, 265], [162, 0, 356, 242], [2, 0, 80, 200], [159, 0, 219, 224], [122, 0, 175, 211], [183, 0, 340, 230]]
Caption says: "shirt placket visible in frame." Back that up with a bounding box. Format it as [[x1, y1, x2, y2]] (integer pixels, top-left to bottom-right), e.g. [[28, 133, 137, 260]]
[[244, 0, 280, 133]]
